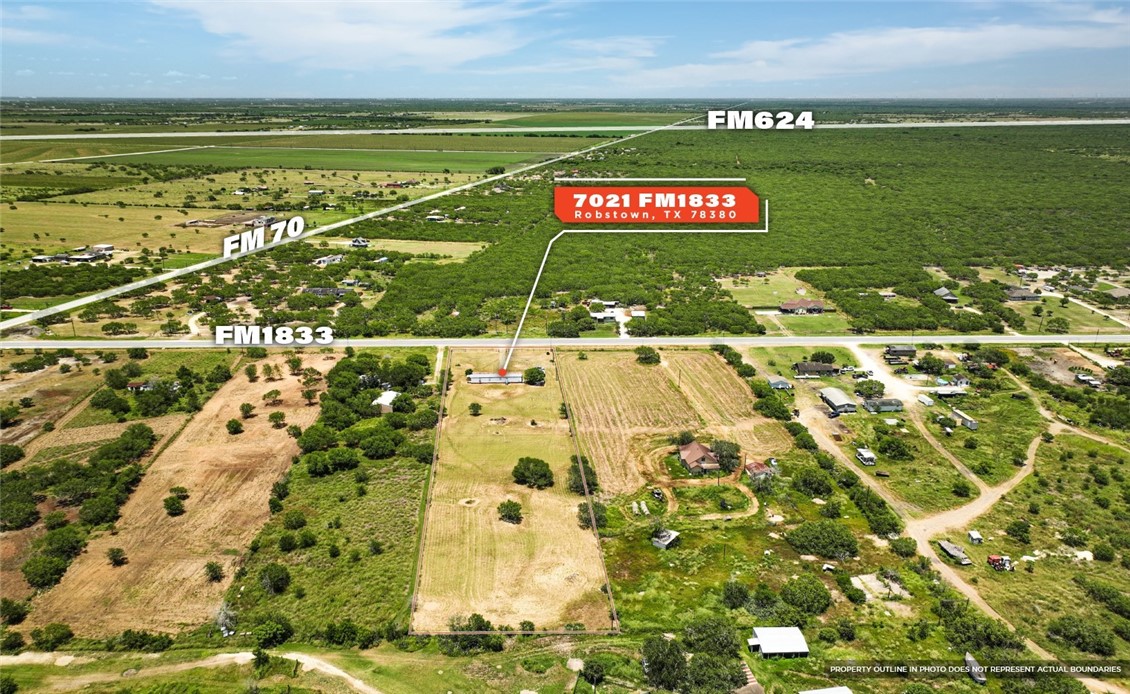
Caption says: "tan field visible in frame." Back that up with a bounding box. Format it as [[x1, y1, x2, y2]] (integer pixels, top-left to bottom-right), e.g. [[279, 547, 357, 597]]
[[0, 361, 104, 449], [557, 349, 791, 495], [23, 355, 324, 635], [413, 348, 611, 632]]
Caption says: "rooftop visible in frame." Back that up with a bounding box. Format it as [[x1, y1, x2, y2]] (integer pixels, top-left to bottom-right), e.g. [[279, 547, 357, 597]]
[[749, 626, 809, 656]]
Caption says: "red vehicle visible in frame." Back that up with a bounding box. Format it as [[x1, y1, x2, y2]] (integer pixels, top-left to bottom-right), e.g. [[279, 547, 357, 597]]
[[987, 555, 1013, 571]]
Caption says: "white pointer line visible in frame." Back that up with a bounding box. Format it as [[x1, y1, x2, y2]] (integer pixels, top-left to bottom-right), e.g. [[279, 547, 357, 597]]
[[501, 198, 768, 372], [0, 110, 718, 332]]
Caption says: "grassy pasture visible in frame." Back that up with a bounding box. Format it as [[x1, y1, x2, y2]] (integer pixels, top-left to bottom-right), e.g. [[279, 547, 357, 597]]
[[929, 388, 1046, 484], [0, 201, 239, 255], [0, 141, 212, 164], [328, 238, 487, 260], [775, 312, 854, 335], [719, 269, 827, 308], [84, 147, 548, 172], [415, 348, 611, 632], [836, 413, 976, 513], [672, 485, 750, 515], [1012, 297, 1128, 334]]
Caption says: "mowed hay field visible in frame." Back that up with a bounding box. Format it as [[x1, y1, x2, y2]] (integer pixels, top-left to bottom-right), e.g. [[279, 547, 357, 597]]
[[557, 349, 792, 495], [414, 348, 610, 632], [24, 356, 322, 636], [556, 350, 698, 494]]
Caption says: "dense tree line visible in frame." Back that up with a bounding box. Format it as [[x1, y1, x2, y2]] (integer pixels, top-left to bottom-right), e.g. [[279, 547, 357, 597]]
[[1, 265, 147, 300]]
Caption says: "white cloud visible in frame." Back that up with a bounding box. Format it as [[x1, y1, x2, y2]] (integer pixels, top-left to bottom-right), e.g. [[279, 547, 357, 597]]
[[615, 16, 1130, 89], [562, 35, 663, 58], [150, 0, 550, 71], [164, 70, 188, 77], [15, 69, 35, 76], [1, 26, 65, 44], [476, 34, 663, 75], [0, 5, 55, 21]]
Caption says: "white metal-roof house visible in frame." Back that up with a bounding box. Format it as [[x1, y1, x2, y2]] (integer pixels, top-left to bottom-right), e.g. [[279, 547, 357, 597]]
[[468, 372, 524, 385], [747, 626, 809, 658], [371, 390, 400, 413]]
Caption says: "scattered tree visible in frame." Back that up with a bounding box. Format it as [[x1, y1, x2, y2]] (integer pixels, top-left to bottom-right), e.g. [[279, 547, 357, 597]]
[[498, 500, 523, 524], [634, 346, 661, 364], [522, 367, 546, 386], [205, 561, 224, 582], [163, 496, 185, 516], [512, 457, 554, 488]]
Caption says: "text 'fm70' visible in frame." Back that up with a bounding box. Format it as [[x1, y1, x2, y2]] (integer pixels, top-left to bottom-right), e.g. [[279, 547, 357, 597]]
[[222, 216, 306, 257]]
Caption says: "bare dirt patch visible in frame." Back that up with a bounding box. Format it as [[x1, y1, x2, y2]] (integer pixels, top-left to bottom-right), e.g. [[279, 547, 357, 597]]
[[0, 364, 102, 449], [1018, 347, 1100, 387], [23, 356, 323, 636]]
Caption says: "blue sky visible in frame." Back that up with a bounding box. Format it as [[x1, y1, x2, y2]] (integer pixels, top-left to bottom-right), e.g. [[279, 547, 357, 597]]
[[2, 1, 1128, 98]]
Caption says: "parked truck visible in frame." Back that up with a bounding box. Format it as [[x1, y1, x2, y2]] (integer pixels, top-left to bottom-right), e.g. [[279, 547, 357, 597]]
[[987, 554, 1014, 571]]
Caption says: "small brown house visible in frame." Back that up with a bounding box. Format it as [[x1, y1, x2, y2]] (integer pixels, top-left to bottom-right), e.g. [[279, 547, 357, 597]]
[[678, 441, 719, 474]]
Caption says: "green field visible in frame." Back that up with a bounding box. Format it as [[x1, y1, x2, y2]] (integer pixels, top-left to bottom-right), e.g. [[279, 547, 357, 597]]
[[85, 147, 549, 172], [672, 484, 750, 515], [347, 239, 487, 261], [236, 133, 598, 152], [836, 414, 977, 513], [1012, 297, 1129, 334], [776, 312, 855, 335], [490, 111, 687, 127], [718, 270, 827, 309], [228, 452, 429, 636], [930, 388, 1046, 483], [0, 141, 212, 164], [747, 346, 859, 371]]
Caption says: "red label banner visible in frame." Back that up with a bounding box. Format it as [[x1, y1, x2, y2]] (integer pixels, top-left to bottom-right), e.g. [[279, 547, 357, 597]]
[[554, 186, 760, 224]]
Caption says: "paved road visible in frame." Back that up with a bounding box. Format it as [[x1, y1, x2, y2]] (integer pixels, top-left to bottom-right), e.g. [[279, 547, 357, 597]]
[[2, 333, 1129, 350], [3, 119, 1128, 141]]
